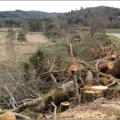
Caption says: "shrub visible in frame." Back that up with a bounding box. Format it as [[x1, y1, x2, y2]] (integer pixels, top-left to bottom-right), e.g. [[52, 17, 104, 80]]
[[29, 49, 49, 77], [17, 30, 27, 43]]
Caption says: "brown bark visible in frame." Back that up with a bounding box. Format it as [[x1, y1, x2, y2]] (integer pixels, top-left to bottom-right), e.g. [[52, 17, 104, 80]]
[[85, 70, 95, 85], [106, 67, 120, 78]]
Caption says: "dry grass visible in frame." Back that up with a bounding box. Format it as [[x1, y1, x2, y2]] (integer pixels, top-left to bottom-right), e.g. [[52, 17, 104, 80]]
[[0, 30, 49, 63], [26, 32, 48, 43]]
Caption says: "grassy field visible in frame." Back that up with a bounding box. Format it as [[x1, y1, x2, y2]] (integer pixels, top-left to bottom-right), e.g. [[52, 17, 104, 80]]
[[0, 29, 49, 63], [0, 27, 120, 64]]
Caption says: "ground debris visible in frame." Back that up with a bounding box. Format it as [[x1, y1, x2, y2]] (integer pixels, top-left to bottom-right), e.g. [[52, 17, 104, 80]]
[[57, 98, 120, 120]]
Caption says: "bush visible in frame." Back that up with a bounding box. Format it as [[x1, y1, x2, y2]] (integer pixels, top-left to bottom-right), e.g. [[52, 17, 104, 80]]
[[29, 49, 49, 77]]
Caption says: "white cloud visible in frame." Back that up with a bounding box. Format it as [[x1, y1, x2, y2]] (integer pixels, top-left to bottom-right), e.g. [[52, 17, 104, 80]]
[[0, 1, 119, 12]]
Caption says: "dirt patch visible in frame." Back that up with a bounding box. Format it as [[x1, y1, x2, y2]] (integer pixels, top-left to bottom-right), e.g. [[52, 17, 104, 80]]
[[57, 98, 120, 120]]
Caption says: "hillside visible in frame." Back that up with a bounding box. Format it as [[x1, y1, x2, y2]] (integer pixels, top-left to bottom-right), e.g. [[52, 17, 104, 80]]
[[0, 6, 120, 35], [0, 10, 59, 19], [65, 6, 120, 27]]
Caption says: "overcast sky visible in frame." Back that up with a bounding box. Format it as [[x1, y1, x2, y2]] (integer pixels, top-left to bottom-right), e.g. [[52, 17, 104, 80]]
[[0, 1, 120, 12]]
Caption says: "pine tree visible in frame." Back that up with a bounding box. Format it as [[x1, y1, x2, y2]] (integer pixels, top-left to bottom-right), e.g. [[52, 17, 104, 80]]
[[17, 30, 27, 43]]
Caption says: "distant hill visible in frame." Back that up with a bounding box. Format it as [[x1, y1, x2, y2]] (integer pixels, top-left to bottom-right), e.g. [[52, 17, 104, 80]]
[[0, 10, 59, 19], [64, 6, 120, 27], [0, 6, 120, 30]]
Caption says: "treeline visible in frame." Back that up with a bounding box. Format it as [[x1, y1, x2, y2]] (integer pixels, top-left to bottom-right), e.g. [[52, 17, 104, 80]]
[[65, 6, 120, 28], [0, 16, 71, 39], [0, 6, 120, 37]]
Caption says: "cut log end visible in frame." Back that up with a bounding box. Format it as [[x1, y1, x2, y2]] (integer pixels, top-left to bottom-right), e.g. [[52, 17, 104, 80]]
[[70, 64, 79, 72], [0, 112, 16, 120], [98, 61, 113, 72], [100, 77, 112, 85], [60, 101, 71, 107], [106, 54, 118, 61], [60, 101, 71, 111], [85, 90, 103, 94], [107, 62, 113, 69], [84, 86, 108, 92]]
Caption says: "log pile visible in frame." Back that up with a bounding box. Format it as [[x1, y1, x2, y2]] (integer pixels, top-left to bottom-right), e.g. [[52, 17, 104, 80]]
[[0, 37, 120, 120]]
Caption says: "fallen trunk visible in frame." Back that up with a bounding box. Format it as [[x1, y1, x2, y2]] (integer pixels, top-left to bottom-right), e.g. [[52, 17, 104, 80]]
[[9, 80, 76, 113]]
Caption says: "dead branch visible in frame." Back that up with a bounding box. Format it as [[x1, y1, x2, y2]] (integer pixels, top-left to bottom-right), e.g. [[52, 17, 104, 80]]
[[3, 85, 16, 109], [1, 80, 74, 113], [68, 43, 76, 62], [66, 38, 76, 63], [98, 61, 113, 72], [51, 102, 57, 120], [15, 113, 33, 120], [51, 73, 57, 83], [48, 58, 56, 72], [73, 74, 81, 104], [12, 97, 44, 113]]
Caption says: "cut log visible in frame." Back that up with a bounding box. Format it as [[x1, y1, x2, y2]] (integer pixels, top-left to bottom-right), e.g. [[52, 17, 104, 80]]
[[60, 101, 70, 107], [0, 112, 16, 120], [84, 86, 108, 98], [78, 60, 120, 84], [84, 86, 108, 92], [85, 90, 103, 94], [106, 54, 118, 61], [84, 86, 108, 97], [85, 90, 104, 98], [70, 64, 79, 72], [106, 58, 120, 78], [85, 70, 96, 85], [106, 67, 120, 78], [60, 101, 70, 111], [85, 70, 93, 81], [10, 81, 76, 113], [100, 77, 112, 85], [98, 61, 113, 72], [96, 51, 111, 58]]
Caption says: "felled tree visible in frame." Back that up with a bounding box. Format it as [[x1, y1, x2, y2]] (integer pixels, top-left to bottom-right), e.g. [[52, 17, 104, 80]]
[[17, 30, 27, 43]]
